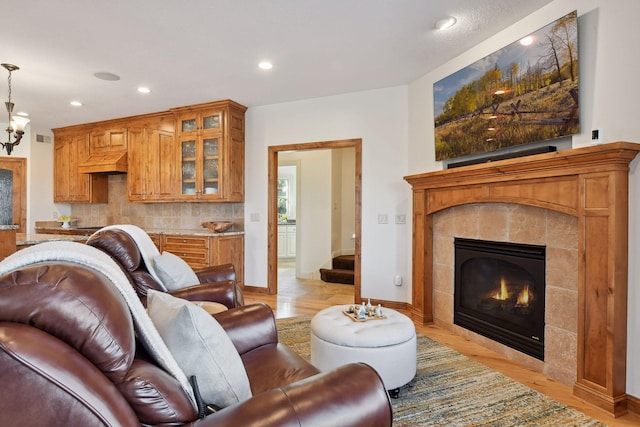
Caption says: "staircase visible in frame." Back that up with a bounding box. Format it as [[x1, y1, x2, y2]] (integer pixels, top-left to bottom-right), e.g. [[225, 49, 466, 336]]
[[319, 255, 354, 285]]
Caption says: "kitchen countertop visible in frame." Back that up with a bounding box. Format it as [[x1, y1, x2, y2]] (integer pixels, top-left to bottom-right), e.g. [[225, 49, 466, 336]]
[[23, 227, 244, 246], [0, 225, 19, 230], [144, 228, 244, 237], [17, 233, 90, 246]]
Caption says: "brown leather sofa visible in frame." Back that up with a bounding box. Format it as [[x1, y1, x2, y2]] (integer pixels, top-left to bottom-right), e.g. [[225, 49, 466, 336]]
[[86, 228, 244, 308], [0, 261, 393, 426]]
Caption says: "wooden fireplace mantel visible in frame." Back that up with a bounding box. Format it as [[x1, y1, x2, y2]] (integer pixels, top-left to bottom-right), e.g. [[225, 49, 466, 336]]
[[404, 142, 640, 417]]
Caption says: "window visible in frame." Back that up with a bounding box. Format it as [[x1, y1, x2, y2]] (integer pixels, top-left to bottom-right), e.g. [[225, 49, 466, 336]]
[[277, 178, 289, 219]]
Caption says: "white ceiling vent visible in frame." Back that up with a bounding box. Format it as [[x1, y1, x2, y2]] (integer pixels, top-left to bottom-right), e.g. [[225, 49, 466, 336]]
[[35, 134, 52, 144]]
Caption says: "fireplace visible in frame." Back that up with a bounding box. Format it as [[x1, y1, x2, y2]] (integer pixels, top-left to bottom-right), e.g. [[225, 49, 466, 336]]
[[454, 238, 545, 360], [405, 142, 640, 416]]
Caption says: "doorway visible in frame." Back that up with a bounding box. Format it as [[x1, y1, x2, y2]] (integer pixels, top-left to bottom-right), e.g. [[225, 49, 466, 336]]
[[0, 157, 26, 232], [267, 138, 362, 302]]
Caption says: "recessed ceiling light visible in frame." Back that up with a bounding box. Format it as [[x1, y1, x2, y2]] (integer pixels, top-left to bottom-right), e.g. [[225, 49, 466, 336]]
[[70, 100, 83, 107], [94, 72, 120, 81], [258, 61, 273, 70], [435, 16, 457, 31], [137, 86, 151, 94]]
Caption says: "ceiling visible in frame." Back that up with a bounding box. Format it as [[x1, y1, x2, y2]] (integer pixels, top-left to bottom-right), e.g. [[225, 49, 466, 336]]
[[2, 0, 553, 131]]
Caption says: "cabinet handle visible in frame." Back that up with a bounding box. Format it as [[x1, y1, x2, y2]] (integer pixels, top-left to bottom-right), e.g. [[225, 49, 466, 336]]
[[183, 253, 187, 256], [182, 239, 187, 243]]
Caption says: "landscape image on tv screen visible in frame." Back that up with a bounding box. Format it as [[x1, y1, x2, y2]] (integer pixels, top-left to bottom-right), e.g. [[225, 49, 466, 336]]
[[434, 10, 578, 162]]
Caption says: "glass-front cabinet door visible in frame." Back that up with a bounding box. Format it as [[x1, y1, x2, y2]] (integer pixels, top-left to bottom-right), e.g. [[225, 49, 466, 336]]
[[177, 109, 224, 199], [179, 109, 221, 136], [180, 140, 197, 196], [202, 137, 220, 196]]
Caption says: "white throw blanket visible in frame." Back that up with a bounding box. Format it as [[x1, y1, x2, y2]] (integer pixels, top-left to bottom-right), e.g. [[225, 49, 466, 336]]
[[0, 241, 197, 410], [90, 224, 166, 290]]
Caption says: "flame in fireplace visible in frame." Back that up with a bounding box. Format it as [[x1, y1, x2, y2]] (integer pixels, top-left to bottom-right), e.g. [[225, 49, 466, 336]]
[[516, 285, 531, 307], [493, 277, 509, 300]]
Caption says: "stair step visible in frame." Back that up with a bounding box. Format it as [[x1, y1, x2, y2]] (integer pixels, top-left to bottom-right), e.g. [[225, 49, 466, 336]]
[[333, 255, 355, 270], [319, 268, 354, 285]]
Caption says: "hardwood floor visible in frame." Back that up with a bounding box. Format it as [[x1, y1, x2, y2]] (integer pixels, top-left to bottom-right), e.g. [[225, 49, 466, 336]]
[[244, 261, 640, 426]]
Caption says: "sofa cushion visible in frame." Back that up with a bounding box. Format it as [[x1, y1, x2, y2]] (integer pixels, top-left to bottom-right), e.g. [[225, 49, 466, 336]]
[[152, 252, 200, 291], [146, 291, 252, 409]]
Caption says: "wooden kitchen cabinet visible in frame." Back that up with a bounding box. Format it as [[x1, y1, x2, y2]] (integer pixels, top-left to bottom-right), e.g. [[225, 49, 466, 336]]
[[89, 127, 127, 153], [159, 233, 244, 286], [128, 127, 175, 201], [211, 234, 244, 286], [53, 131, 108, 203], [172, 100, 246, 202], [160, 234, 210, 270], [148, 233, 161, 250]]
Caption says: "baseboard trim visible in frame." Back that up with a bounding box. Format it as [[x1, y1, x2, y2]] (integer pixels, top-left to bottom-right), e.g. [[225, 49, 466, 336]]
[[367, 299, 409, 312], [243, 285, 270, 294], [628, 393, 640, 415]]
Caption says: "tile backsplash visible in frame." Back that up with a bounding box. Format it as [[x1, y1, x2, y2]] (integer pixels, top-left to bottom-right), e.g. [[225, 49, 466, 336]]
[[71, 175, 244, 230]]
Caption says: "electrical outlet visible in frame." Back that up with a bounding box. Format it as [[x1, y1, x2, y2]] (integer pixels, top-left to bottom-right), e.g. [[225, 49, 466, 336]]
[[250, 213, 260, 222], [377, 214, 388, 224], [591, 129, 602, 142]]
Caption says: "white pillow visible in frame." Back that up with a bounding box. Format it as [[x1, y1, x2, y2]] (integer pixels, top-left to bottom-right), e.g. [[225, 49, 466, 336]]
[[152, 251, 200, 291], [146, 290, 252, 409]]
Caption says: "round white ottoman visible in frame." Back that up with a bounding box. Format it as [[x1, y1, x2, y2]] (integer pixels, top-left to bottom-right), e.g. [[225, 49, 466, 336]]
[[310, 304, 416, 393]]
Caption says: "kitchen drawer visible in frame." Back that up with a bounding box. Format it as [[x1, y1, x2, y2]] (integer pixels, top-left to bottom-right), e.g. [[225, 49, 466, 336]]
[[161, 235, 209, 269], [161, 235, 209, 250]]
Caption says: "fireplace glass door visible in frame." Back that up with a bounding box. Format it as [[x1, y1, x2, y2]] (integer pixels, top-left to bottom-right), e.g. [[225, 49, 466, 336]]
[[454, 238, 545, 360]]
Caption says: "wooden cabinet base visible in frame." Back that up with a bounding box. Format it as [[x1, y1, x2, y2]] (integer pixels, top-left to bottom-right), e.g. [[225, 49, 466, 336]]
[[159, 233, 244, 287], [0, 229, 16, 260]]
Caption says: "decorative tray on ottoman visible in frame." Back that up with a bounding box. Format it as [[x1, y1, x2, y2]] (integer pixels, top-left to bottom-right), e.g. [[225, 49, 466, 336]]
[[342, 303, 387, 322]]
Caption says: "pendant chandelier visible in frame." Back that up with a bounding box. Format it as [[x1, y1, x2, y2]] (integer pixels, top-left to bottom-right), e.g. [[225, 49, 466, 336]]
[[2, 63, 30, 156]]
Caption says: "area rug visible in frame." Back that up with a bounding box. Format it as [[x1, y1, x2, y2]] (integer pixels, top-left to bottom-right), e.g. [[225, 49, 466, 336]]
[[276, 316, 605, 427]]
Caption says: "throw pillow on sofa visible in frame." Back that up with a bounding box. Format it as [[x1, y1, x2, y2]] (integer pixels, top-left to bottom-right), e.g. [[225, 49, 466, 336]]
[[152, 251, 200, 291], [146, 290, 252, 409]]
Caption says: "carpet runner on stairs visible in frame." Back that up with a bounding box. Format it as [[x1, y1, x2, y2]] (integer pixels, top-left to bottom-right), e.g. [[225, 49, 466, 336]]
[[319, 254, 354, 285]]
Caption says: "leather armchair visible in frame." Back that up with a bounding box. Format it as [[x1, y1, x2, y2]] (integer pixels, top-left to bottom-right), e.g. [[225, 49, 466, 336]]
[[86, 228, 244, 308], [0, 261, 393, 426]]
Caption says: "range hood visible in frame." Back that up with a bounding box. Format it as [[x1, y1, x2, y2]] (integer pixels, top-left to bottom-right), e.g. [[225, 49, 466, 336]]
[[78, 151, 127, 174]]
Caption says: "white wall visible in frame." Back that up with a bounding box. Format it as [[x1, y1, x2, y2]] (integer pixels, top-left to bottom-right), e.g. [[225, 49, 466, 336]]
[[297, 149, 332, 277], [339, 148, 356, 255], [0, 124, 58, 232], [407, 0, 640, 397], [245, 86, 410, 301]]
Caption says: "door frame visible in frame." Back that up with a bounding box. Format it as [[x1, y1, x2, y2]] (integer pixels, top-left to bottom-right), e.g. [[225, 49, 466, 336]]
[[267, 138, 362, 301], [0, 157, 27, 233]]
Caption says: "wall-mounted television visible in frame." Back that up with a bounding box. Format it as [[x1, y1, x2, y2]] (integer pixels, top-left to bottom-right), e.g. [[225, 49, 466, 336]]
[[434, 10, 579, 163]]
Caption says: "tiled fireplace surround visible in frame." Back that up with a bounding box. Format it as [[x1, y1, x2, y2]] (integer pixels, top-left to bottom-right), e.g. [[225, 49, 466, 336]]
[[432, 203, 578, 385], [405, 142, 640, 417]]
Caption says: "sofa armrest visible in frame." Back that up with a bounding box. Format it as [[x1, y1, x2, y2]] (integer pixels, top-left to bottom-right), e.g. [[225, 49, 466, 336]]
[[193, 363, 393, 427], [195, 263, 236, 283], [213, 303, 278, 355], [169, 280, 237, 309], [0, 323, 140, 427]]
